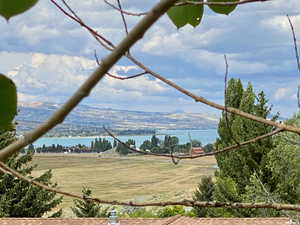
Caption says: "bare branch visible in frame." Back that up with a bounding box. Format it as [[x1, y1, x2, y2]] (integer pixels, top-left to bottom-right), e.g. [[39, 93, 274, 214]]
[[94, 50, 148, 80], [287, 15, 300, 72], [107, 71, 148, 80], [223, 55, 240, 146], [51, 0, 115, 51], [103, 0, 147, 16], [116, 0, 129, 36], [105, 127, 283, 160], [0, 161, 299, 211], [0, 0, 179, 161]]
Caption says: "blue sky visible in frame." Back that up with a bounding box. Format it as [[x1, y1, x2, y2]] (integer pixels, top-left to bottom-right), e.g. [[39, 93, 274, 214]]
[[0, 0, 300, 118]]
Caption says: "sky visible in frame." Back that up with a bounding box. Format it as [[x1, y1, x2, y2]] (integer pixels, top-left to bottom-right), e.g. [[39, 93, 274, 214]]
[[1, 0, 300, 118]]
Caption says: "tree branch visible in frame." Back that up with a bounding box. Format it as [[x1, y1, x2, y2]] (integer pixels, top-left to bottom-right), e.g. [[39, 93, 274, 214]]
[[105, 127, 283, 160], [103, 0, 147, 16], [116, 0, 129, 36], [0, 0, 179, 161], [94, 50, 148, 80], [287, 15, 300, 72]]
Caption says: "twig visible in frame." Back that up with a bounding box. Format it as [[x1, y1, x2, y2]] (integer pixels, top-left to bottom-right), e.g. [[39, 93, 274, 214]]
[[0, 0, 179, 161], [105, 127, 283, 160], [223, 55, 240, 146], [170, 145, 181, 165], [0, 161, 299, 211], [52, 0, 114, 51], [287, 15, 300, 72], [94, 50, 148, 80], [103, 0, 147, 16], [107, 71, 148, 80], [116, 0, 129, 36]]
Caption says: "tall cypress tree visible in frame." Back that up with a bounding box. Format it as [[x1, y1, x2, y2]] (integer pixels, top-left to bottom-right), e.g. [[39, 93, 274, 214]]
[[213, 79, 278, 217], [0, 130, 63, 217]]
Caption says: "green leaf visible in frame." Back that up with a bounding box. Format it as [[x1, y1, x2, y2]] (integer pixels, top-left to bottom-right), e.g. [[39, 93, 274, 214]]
[[0, 74, 17, 131], [207, 0, 239, 15], [167, 0, 204, 29], [0, 0, 38, 21]]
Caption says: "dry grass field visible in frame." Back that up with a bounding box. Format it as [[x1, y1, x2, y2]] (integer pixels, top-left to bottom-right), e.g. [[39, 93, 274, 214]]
[[31, 154, 217, 210]]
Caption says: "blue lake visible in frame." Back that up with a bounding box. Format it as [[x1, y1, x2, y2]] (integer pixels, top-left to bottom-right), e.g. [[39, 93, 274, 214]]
[[33, 129, 218, 148]]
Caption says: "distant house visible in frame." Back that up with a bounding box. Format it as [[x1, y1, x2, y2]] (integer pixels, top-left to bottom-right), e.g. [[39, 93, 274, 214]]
[[191, 147, 204, 155], [0, 217, 290, 225]]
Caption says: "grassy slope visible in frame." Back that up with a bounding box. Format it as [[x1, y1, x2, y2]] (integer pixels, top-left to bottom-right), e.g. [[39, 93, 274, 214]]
[[31, 154, 216, 209]]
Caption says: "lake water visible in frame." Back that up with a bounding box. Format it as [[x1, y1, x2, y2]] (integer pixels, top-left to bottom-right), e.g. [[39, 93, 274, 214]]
[[33, 129, 218, 148]]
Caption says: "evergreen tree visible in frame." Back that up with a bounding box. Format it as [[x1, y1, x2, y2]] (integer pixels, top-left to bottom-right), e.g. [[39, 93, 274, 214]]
[[191, 140, 202, 147], [113, 140, 117, 148], [213, 79, 278, 217], [72, 187, 109, 217], [116, 139, 135, 155], [193, 176, 215, 217], [0, 130, 62, 217], [140, 140, 152, 151], [151, 135, 159, 148]]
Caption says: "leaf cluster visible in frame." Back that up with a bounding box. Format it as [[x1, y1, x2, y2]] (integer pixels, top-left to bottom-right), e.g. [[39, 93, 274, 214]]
[[167, 0, 239, 29]]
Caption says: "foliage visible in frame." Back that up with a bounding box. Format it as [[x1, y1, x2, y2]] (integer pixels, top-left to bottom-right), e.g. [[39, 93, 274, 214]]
[[122, 207, 157, 218], [0, 131, 62, 217], [71, 187, 109, 217], [0, 74, 17, 131], [207, 0, 238, 15], [151, 135, 160, 148], [167, 0, 203, 29], [191, 140, 202, 147], [116, 139, 135, 155], [203, 143, 214, 153], [91, 138, 112, 153], [212, 79, 278, 217], [0, 0, 39, 20], [193, 176, 214, 217], [140, 140, 152, 151], [266, 114, 300, 204], [157, 205, 186, 218], [121, 205, 195, 218], [167, 0, 239, 29]]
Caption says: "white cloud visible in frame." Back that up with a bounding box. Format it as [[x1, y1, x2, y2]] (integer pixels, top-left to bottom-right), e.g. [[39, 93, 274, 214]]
[[274, 87, 297, 101], [1, 51, 169, 107], [263, 15, 300, 33]]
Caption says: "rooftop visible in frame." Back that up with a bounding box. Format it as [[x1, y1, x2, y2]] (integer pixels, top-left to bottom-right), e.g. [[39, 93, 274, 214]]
[[0, 216, 290, 225]]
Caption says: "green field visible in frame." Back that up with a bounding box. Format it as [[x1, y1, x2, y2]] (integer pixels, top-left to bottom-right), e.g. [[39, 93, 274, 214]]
[[31, 154, 217, 210]]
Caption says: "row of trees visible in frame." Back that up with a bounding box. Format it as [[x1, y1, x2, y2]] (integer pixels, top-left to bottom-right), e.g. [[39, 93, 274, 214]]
[[27, 135, 213, 155], [140, 135, 213, 154], [193, 79, 300, 217]]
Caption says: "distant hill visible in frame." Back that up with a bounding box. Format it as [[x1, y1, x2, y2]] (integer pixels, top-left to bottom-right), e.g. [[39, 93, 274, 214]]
[[16, 102, 218, 137]]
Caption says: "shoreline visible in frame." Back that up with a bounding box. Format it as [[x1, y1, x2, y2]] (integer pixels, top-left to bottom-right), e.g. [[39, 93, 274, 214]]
[[37, 128, 217, 139]]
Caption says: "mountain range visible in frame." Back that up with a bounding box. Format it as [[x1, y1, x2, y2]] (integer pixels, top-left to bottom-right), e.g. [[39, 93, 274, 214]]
[[16, 102, 218, 137]]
